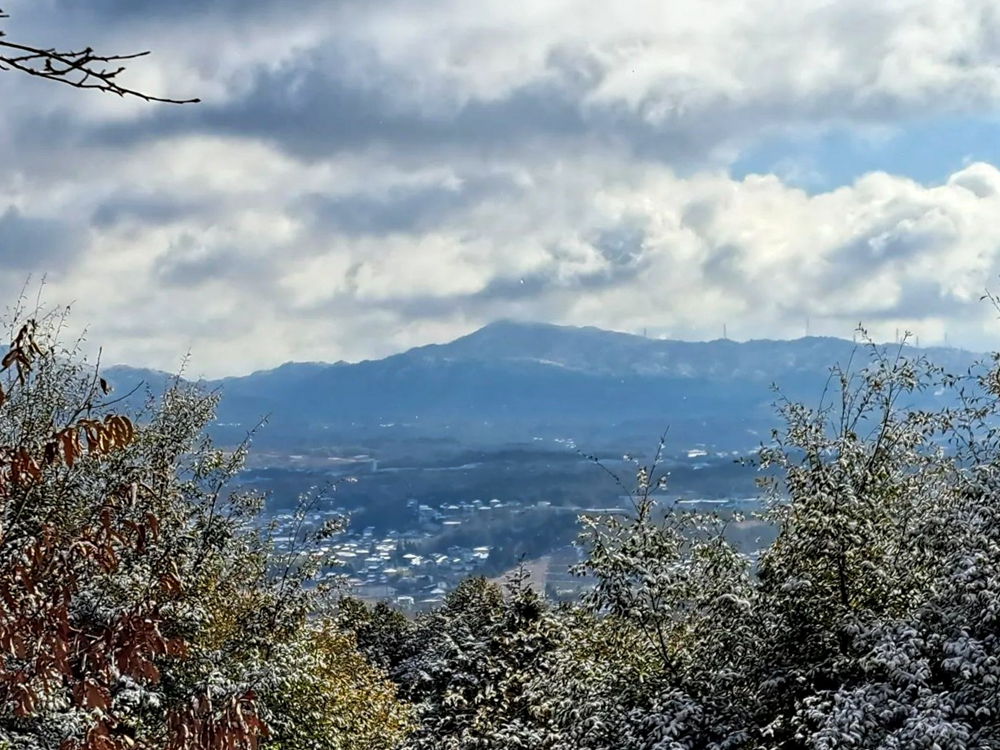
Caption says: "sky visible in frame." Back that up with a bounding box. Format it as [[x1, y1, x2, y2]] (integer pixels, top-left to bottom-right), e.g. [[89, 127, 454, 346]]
[[3, 0, 1000, 376]]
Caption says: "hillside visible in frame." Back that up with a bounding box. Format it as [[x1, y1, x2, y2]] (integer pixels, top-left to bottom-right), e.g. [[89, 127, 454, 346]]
[[105, 322, 983, 450]]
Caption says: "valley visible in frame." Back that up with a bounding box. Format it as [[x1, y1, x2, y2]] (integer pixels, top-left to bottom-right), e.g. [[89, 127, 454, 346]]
[[103, 321, 980, 609]]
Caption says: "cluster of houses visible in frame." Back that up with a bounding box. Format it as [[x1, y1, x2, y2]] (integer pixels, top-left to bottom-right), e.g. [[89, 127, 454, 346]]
[[335, 529, 494, 609], [270, 509, 496, 610], [260, 444, 758, 612]]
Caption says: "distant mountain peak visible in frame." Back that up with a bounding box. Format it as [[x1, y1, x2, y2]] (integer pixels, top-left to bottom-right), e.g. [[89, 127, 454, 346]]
[[101, 321, 986, 450]]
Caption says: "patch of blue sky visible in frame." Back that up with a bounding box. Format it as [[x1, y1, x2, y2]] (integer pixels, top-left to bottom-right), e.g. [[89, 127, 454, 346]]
[[730, 116, 1000, 193]]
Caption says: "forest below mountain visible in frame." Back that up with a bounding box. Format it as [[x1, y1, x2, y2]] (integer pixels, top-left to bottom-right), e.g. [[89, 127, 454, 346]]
[[4, 315, 1000, 750]]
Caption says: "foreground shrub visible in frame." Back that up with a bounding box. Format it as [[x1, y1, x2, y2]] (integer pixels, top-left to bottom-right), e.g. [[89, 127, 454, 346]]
[[0, 311, 411, 750]]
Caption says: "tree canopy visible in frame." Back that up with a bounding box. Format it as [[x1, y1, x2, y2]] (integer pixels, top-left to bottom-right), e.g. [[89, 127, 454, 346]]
[[0, 309, 408, 750], [5, 302, 1000, 750]]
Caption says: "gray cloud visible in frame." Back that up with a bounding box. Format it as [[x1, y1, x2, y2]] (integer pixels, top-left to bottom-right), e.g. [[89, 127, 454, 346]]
[[75, 67, 785, 172], [867, 279, 979, 321], [40, 3, 997, 175], [92, 191, 206, 229], [50, 0, 324, 21], [284, 223, 652, 326], [591, 224, 647, 269], [10, 40, 765, 174], [297, 174, 525, 236], [77, 56, 601, 162], [700, 244, 744, 287], [153, 235, 272, 289], [0, 207, 83, 272]]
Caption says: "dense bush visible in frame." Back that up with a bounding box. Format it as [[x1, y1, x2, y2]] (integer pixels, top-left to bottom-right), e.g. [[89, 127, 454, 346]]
[[0, 312, 411, 750]]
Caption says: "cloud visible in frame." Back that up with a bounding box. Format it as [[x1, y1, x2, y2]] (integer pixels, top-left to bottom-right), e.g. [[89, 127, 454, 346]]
[[18, 0, 999, 167], [26, 151, 1000, 375], [1, 1, 1000, 375], [152, 234, 271, 288], [0, 207, 83, 272], [92, 191, 207, 229], [50, 0, 327, 22], [295, 172, 524, 236]]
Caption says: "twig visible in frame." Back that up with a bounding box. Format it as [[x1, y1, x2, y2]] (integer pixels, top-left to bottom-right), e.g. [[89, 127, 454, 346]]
[[0, 9, 199, 104]]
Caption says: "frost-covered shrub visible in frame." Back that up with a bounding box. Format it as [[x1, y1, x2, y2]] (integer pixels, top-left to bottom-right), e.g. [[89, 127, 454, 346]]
[[349, 332, 1000, 750]]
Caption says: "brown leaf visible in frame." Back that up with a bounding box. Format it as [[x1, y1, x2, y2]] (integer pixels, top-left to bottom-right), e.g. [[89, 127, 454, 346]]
[[85, 425, 101, 454], [104, 415, 135, 450], [159, 572, 183, 597], [25, 455, 41, 482], [1, 348, 17, 370], [61, 430, 78, 468], [14, 682, 38, 717], [119, 415, 135, 444], [145, 511, 160, 543]]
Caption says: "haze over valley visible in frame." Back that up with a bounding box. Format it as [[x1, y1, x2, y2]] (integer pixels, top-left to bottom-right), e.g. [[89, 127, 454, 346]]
[[102, 321, 982, 607]]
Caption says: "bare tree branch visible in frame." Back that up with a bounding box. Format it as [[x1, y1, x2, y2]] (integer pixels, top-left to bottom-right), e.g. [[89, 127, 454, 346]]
[[0, 8, 199, 104]]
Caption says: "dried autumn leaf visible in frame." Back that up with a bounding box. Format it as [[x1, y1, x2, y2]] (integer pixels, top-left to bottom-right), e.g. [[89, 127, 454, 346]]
[[159, 573, 183, 597], [100, 544, 118, 572], [145, 512, 160, 542], [26, 455, 41, 482], [84, 425, 101, 454], [13, 682, 38, 717], [61, 430, 78, 468], [104, 415, 135, 449]]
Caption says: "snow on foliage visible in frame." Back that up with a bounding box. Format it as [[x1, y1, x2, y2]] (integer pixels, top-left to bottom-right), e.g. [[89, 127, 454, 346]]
[[342, 330, 1000, 750]]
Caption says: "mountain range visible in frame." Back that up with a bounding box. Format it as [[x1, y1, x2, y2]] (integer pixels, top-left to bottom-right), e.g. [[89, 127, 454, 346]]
[[105, 322, 985, 452]]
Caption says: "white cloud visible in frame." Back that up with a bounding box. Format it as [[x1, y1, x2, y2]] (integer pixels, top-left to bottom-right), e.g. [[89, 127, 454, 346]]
[[14, 0, 1000, 149], [9, 137, 997, 375], [1, 1, 1000, 374]]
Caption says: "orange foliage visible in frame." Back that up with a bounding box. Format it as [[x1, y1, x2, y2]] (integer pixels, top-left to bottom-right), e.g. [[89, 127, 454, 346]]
[[0, 322, 267, 750]]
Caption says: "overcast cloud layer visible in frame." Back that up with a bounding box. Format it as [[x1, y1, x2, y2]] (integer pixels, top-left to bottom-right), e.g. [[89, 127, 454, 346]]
[[2, 0, 1000, 375]]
